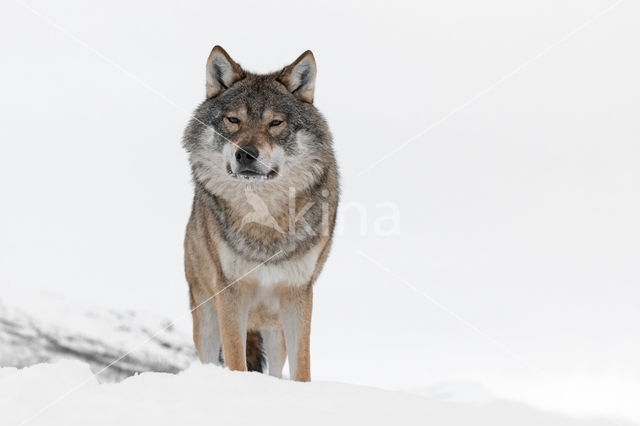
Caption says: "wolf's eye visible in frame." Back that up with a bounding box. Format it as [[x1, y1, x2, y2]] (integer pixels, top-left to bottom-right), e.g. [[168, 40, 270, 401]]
[[269, 119, 283, 127], [226, 117, 240, 124]]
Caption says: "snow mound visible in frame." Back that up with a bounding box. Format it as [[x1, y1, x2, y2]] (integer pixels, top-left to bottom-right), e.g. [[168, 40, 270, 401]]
[[1, 361, 629, 426], [411, 380, 497, 405]]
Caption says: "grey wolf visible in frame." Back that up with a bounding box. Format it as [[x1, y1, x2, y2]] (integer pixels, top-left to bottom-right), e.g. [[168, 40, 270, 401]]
[[182, 45, 339, 381]]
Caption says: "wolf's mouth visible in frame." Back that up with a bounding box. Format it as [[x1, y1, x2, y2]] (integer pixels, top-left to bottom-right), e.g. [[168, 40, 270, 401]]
[[226, 164, 278, 181]]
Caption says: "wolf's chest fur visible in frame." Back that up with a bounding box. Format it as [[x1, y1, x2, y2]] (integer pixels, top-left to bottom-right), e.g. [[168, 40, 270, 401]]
[[216, 236, 325, 288], [190, 186, 331, 289], [208, 187, 327, 287], [199, 178, 327, 261]]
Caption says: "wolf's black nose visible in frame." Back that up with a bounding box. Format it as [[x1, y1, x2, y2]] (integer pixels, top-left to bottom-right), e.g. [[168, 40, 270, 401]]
[[235, 145, 259, 166]]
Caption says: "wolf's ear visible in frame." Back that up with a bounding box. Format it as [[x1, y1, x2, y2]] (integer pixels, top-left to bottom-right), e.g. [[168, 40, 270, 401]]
[[205, 46, 245, 98], [277, 51, 316, 104]]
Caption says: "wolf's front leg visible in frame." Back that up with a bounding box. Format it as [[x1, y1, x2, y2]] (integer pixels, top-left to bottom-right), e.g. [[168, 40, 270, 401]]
[[262, 327, 286, 378], [215, 288, 248, 371], [191, 298, 222, 364], [280, 284, 313, 382]]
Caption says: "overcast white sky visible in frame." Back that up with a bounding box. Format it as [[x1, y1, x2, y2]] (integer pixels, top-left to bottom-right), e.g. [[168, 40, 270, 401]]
[[1, 0, 639, 422]]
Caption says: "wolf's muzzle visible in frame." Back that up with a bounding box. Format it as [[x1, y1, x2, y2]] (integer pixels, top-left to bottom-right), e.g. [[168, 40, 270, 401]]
[[235, 145, 259, 167]]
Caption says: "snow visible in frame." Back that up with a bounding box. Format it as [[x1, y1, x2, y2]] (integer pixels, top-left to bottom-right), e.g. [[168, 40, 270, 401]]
[[1, 360, 629, 426], [0, 298, 195, 382], [2, 297, 635, 425]]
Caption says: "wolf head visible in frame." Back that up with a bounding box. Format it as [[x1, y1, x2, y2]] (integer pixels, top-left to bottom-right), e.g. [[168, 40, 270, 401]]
[[184, 46, 335, 203]]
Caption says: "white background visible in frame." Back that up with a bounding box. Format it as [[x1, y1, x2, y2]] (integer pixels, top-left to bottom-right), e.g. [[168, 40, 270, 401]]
[[1, 0, 638, 422]]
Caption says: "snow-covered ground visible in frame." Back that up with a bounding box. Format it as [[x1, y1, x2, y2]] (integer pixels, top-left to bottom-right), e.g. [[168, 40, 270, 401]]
[[0, 296, 636, 426], [2, 360, 632, 426]]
